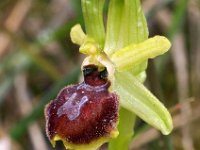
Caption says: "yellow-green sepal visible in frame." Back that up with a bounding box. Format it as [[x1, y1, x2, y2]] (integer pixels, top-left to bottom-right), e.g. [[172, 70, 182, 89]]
[[113, 71, 173, 135]]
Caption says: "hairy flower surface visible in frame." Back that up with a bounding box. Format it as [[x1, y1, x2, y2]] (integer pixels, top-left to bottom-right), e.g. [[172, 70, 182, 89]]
[[45, 65, 119, 150]]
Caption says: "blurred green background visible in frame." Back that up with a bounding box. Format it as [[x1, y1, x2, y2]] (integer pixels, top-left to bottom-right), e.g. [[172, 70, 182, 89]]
[[0, 0, 200, 150]]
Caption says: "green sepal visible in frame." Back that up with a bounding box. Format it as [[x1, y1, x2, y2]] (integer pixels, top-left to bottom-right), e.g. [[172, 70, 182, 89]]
[[104, 0, 148, 55], [81, 0, 105, 48], [114, 71, 173, 135]]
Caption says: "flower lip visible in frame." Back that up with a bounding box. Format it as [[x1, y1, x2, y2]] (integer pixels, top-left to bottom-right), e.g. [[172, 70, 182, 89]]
[[45, 64, 119, 148]]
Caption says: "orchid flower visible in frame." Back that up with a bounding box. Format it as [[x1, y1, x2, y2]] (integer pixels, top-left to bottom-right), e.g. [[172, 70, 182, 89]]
[[45, 0, 173, 150]]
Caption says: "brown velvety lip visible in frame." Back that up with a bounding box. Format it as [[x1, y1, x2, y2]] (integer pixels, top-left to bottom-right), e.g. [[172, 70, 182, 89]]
[[45, 65, 119, 144]]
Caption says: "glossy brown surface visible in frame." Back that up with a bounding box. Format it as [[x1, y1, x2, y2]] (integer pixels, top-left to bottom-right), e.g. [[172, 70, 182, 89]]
[[45, 65, 119, 144]]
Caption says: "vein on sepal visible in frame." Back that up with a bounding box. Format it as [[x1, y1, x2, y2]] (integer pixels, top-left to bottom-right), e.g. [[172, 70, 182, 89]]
[[111, 36, 171, 71], [114, 71, 173, 135]]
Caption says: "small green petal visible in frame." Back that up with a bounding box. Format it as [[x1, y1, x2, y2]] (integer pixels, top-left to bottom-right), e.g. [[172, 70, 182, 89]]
[[111, 36, 171, 71], [114, 71, 173, 135], [70, 24, 86, 46]]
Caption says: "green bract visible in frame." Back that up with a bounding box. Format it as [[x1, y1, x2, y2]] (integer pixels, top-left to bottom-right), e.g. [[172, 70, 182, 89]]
[[69, 0, 173, 149]]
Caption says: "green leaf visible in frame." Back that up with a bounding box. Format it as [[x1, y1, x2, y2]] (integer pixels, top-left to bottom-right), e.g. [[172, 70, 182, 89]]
[[81, 0, 105, 48], [109, 108, 136, 150], [114, 71, 173, 135]]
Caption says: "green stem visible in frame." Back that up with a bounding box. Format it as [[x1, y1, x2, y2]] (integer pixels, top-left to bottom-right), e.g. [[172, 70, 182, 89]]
[[109, 108, 136, 150]]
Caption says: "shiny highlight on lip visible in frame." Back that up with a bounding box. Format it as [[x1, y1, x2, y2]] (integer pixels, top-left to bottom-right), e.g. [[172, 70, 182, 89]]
[[45, 65, 119, 148]]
